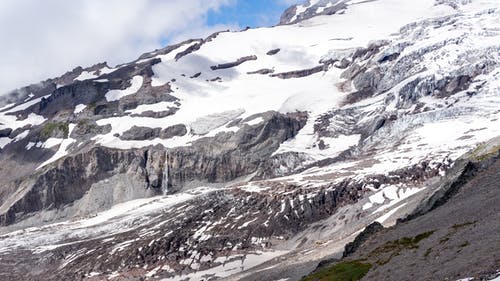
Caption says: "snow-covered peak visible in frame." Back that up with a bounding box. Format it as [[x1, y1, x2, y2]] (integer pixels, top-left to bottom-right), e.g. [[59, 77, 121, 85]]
[[279, 0, 483, 25], [280, 0, 350, 25]]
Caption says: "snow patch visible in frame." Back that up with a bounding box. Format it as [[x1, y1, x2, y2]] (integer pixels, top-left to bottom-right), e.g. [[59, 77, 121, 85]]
[[105, 76, 143, 102], [74, 104, 87, 114]]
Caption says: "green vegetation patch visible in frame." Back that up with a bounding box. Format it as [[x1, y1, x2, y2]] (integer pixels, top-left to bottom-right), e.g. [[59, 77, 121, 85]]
[[470, 144, 500, 161], [374, 230, 435, 252], [369, 230, 435, 265], [77, 119, 97, 130], [452, 221, 476, 230], [40, 122, 69, 139], [301, 260, 372, 281], [440, 221, 476, 245], [423, 247, 432, 257], [459, 241, 470, 248]]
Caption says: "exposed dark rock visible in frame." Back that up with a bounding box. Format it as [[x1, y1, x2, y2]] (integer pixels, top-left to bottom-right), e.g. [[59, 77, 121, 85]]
[[378, 52, 400, 63], [137, 39, 201, 61], [72, 119, 111, 139], [279, 0, 348, 25], [266, 48, 281, 55], [352, 67, 382, 92], [175, 43, 203, 61], [130, 109, 178, 118], [0, 146, 167, 225], [210, 55, 258, 70], [335, 58, 352, 69], [120, 125, 186, 141], [9, 127, 31, 139], [304, 150, 500, 281], [165, 112, 307, 191], [343, 222, 384, 257], [190, 72, 201, 78], [247, 68, 275, 75], [120, 126, 160, 141], [0, 128, 12, 138], [279, 5, 297, 25], [349, 154, 499, 281], [343, 88, 375, 105], [37, 80, 114, 118], [173, 32, 228, 61], [352, 41, 388, 62], [271, 65, 326, 79], [160, 124, 187, 139], [402, 153, 500, 223]]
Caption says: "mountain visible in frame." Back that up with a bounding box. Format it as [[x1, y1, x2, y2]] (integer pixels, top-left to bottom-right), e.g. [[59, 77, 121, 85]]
[[302, 138, 500, 281], [0, 0, 499, 280]]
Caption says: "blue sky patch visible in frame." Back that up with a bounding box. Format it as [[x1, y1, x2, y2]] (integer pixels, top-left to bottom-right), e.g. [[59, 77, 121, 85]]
[[207, 0, 301, 29]]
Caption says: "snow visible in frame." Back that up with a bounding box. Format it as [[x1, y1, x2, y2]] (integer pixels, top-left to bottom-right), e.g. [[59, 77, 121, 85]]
[[1, 2, 499, 280], [317, 2, 333, 14], [0, 113, 47, 131], [0, 95, 50, 132], [0, 103, 15, 112], [37, 124, 76, 169], [105, 75, 143, 102], [369, 190, 386, 204], [161, 250, 288, 281], [373, 186, 424, 214], [0, 186, 219, 255], [0, 137, 11, 149], [273, 113, 360, 161], [138, 41, 200, 65], [74, 71, 97, 81], [88, 0, 459, 152], [25, 142, 36, 150], [40, 138, 64, 149], [3, 94, 50, 113], [74, 66, 115, 81], [245, 116, 264, 126], [383, 185, 399, 201], [13, 130, 29, 142], [375, 203, 407, 224], [98, 66, 116, 75], [191, 109, 244, 135], [240, 184, 270, 193], [74, 104, 86, 114], [237, 217, 258, 229], [362, 202, 373, 210]]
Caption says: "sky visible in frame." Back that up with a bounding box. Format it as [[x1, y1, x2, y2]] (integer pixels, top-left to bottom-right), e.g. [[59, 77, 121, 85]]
[[0, 0, 301, 96]]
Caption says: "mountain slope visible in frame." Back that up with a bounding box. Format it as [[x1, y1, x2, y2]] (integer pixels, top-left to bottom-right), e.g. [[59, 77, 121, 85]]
[[302, 140, 500, 281], [0, 0, 499, 280]]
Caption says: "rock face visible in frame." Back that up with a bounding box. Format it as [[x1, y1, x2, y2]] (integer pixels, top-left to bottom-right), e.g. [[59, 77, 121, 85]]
[[165, 112, 307, 192], [342, 222, 384, 258], [210, 55, 258, 70], [0, 147, 167, 225], [271, 65, 327, 79], [0, 111, 307, 225], [304, 149, 500, 281], [0, 0, 499, 280]]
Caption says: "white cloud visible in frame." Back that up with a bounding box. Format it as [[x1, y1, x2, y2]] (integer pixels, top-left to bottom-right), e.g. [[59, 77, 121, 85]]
[[0, 0, 238, 95], [279, 0, 302, 5]]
